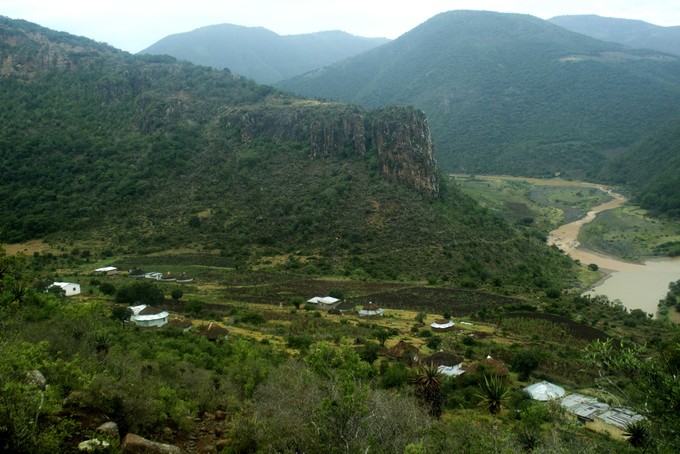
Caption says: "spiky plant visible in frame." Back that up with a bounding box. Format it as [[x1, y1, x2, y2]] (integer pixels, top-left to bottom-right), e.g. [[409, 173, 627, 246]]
[[623, 420, 650, 448], [475, 374, 510, 414], [515, 425, 541, 452], [410, 362, 444, 418]]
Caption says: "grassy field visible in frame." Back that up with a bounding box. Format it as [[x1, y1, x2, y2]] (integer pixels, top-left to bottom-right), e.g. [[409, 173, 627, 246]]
[[452, 175, 611, 232], [578, 206, 680, 260]]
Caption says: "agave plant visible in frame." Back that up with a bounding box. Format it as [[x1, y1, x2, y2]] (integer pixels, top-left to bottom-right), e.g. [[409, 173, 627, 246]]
[[623, 420, 650, 448], [410, 362, 444, 417], [476, 374, 510, 414]]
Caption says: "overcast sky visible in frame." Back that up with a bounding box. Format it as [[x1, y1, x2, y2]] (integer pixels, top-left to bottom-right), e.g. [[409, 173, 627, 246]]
[[3, 0, 680, 53]]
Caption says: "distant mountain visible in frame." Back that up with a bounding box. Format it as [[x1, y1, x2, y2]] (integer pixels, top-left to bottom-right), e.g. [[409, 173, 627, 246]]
[[550, 15, 680, 57], [278, 10, 680, 177], [138, 24, 389, 84], [0, 16, 576, 286]]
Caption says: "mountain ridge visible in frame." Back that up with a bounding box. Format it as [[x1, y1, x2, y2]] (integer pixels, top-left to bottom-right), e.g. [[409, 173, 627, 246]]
[[138, 23, 390, 84], [277, 10, 680, 178], [0, 16, 575, 286], [549, 14, 680, 56]]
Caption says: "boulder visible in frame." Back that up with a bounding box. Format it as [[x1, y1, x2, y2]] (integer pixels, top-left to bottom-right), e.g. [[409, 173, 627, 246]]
[[97, 421, 120, 441], [26, 369, 47, 390], [121, 433, 183, 454]]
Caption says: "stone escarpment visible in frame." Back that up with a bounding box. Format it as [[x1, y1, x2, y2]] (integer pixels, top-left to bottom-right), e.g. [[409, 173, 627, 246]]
[[223, 104, 440, 198], [369, 107, 440, 199]]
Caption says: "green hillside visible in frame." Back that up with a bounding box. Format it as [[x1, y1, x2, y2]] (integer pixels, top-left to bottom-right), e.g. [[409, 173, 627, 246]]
[[0, 16, 576, 287], [277, 10, 680, 177], [550, 15, 680, 57], [138, 24, 389, 84], [602, 118, 680, 216]]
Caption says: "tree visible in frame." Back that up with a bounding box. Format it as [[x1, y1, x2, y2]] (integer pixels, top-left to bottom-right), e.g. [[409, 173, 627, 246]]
[[585, 338, 680, 450], [111, 305, 133, 322], [475, 374, 510, 414], [359, 341, 379, 365], [99, 282, 116, 296], [171, 289, 183, 301], [415, 311, 427, 324], [373, 328, 391, 347], [426, 335, 442, 350], [410, 362, 444, 418], [511, 349, 542, 381], [115, 281, 164, 306]]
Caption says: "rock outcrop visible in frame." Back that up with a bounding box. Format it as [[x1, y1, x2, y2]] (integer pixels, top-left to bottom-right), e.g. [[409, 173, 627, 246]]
[[370, 107, 440, 198], [121, 433, 183, 454], [223, 104, 440, 198]]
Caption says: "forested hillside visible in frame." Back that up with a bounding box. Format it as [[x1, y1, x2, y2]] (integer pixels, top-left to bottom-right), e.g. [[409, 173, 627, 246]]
[[550, 15, 680, 57], [139, 24, 389, 84], [602, 118, 680, 216], [0, 16, 576, 286], [278, 11, 680, 177]]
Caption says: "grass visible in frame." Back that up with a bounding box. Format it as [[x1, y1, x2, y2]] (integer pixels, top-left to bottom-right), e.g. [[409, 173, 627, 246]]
[[578, 207, 680, 260], [453, 175, 613, 232]]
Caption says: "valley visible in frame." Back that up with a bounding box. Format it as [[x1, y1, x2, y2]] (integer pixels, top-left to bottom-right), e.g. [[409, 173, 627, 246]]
[[2, 12, 680, 453]]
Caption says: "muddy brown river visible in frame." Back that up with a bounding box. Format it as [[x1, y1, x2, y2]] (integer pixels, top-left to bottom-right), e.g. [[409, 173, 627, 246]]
[[545, 182, 680, 316]]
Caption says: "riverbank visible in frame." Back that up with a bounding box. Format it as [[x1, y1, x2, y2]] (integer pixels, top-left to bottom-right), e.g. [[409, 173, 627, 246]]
[[454, 175, 680, 318]]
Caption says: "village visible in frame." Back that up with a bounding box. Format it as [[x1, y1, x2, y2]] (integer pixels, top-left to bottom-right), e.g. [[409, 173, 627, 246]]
[[48, 264, 645, 445]]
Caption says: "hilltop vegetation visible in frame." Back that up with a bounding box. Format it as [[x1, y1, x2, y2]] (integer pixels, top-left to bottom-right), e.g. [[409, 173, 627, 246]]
[[601, 119, 680, 217], [0, 16, 579, 287], [549, 15, 680, 57], [278, 11, 680, 178], [139, 24, 389, 84]]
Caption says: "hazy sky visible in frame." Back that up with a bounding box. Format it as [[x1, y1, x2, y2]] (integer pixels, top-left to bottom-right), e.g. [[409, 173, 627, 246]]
[[3, 0, 679, 53]]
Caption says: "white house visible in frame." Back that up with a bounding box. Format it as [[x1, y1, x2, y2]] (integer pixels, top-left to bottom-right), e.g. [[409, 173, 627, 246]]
[[307, 296, 341, 310], [129, 304, 169, 327], [48, 282, 81, 296]]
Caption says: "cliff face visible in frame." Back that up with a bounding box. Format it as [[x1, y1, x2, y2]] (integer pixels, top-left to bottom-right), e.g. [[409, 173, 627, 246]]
[[370, 108, 440, 199], [224, 104, 440, 198]]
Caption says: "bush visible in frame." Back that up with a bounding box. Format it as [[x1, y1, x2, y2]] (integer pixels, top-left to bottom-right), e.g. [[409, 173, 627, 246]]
[[99, 282, 116, 296], [511, 349, 542, 381], [115, 281, 164, 306]]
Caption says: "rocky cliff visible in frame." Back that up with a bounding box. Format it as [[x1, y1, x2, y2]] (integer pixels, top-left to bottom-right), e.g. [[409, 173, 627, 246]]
[[223, 103, 440, 198]]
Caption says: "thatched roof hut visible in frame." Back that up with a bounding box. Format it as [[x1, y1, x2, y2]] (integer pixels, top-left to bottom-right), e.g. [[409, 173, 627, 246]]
[[464, 355, 509, 376], [358, 303, 384, 317], [195, 322, 229, 341]]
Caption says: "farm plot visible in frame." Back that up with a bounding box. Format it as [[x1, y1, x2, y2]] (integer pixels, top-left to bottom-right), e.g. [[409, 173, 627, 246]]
[[503, 312, 608, 343], [348, 287, 525, 316]]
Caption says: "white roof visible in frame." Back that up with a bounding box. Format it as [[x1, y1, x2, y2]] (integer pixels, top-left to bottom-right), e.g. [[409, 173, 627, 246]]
[[51, 282, 79, 289], [95, 266, 117, 272], [358, 308, 384, 316], [431, 320, 455, 329], [307, 296, 340, 305], [132, 311, 169, 321], [596, 408, 645, 429], [437, 364, 465, 376], [560, 394, 609, 419], [524, 381, 566, 401], [129, 304, 147, 316]]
